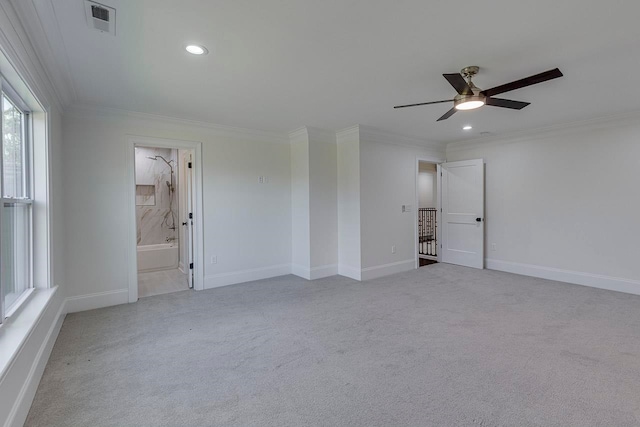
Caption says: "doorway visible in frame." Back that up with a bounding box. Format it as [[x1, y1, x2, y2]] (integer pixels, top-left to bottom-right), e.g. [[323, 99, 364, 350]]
[[127, 136, 204, 302], [417, 161, 439, 268]]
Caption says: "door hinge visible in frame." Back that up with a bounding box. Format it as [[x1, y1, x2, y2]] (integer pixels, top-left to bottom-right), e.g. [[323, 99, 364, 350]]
[[189, 213, 193, 219], [189, 263, 194, 270], [188, 162, 192, 169]]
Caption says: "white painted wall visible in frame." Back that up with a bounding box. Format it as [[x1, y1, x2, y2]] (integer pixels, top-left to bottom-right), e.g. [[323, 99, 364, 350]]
[[0, 2, 66, 425], [337, 129, 361, 279], [290, 132, 310, 275], [446, 116, 640, 292], [359, 131, 444, 279], [308, 130, 338, 274], [418, 162, 437, 208], [62, 107, 292, 297]]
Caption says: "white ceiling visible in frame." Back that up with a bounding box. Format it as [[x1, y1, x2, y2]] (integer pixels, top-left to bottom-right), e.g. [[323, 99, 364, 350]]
[[19, 0, 640, 143]]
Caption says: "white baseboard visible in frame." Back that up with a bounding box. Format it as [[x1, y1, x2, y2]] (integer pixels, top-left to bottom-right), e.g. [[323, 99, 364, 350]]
[[2, 290, 65, 427], [338, 264, 361, 281], [486, 259, 640, 296], [310, 264, 338, 280], [204, 264, 292, 289], [292, 264, 338, 280], [64, 289, 129, 314], [360, 259, 415, 281], [291, 263, 311, 280]]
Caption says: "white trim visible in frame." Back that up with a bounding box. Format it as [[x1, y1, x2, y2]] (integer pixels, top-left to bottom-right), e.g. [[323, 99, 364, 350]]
[[292, 263, 339, 280], [126, 136, 205, 302], [310, 264, 338, 280], [360, 259, 415, 281], [3, 296, 64, 427], [486, 259, 640, 296], [67, 104, 288, 145], [65, 289, 129, 314], [0, 287, 61, 427], [291, 263, 311, 280], [204, 264, 292, 289], [414, 157, 445, 269], [338, 265, 361, 281], [446, 109, 640, 153], [9, 0, 76, 106]]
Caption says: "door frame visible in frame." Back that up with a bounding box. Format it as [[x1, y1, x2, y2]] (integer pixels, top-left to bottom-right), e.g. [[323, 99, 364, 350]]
[[414, 155, 445, 269], [126, 135, 204, 303]]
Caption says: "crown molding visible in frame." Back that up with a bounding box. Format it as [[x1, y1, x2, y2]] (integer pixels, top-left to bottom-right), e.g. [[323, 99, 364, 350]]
[[335, 124, 446, 156], [65, 104, 290, 144], [446, 109, 640, 154], [336, 125, 360, 144], [10, 0, 77, 107], [0, 1, 61, 112], [306, 126, 336, 144]]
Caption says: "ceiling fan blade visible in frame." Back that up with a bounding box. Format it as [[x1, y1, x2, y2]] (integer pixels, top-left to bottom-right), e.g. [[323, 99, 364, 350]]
[[481, 68, 563, 97], [485, 97, 531, 110], [443, 73, 474, 95], [437, 107, 457, 121], [394, 99, 452, 109]]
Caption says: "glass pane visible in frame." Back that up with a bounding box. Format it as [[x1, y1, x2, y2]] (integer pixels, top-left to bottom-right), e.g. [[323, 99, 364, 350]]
[[2, 201, 30, 310], [2, 95, 25, 198]]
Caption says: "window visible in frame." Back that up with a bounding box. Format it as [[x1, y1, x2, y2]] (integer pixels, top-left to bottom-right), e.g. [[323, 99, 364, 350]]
[[1, 84, 32, 321]]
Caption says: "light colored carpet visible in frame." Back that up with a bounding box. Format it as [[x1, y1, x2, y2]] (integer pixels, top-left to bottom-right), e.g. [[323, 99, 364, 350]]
[[25, 264, 640, 426]]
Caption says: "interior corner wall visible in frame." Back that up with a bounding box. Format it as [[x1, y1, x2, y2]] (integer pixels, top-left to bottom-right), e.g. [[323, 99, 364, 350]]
[[308, 134, 338, 277], [446, 119, 640, 293], [290, 135, 311, 278], [337, 133, 361, 280], [62, 110, 292, 301], [0, 3, 66, 425], [358, 139, 443, 280]]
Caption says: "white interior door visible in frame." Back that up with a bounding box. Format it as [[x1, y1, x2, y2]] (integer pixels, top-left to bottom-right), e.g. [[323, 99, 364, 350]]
[[440, 159, 484, 269], [184, 152, 194, 289]]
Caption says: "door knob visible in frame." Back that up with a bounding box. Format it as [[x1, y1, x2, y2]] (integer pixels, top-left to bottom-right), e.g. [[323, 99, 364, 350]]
[[182, 222, 188, 226], [476, 218, 482, 222]]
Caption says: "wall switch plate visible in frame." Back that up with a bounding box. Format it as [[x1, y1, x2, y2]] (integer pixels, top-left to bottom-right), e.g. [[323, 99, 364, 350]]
[[264, 176, 269, 183], [391, 245, 396, 254], [211, 255, 217, 264]]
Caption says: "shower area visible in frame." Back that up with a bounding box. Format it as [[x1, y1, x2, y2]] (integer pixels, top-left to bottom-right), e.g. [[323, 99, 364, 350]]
[[135, 146, 187, 297]]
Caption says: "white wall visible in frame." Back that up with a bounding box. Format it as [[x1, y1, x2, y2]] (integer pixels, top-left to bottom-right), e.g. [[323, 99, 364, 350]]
[[308, 129, 338, 274], [446, 116, 640, 293], [337, 129, 361, 279], [62, 107, 292, 298], [418, 162, 437, 208], [0, 2, 66, 425], [290, 132, 310, 275], [359, 131, 444, 279]]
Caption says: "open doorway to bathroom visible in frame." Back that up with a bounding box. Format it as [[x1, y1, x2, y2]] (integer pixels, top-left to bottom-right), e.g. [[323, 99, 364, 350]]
[[417, 160, 439, 268], [134, 146, 194, 297]]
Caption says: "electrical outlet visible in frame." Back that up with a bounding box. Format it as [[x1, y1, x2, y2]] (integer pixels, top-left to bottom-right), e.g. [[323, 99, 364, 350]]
[[258, 176, 264, 184], [391, 245, 396, 254], [491, 243, 497, 251], [211, 255, 217, 264]]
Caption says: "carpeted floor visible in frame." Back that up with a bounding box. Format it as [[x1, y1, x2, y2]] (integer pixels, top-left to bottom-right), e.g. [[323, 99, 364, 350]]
[[25, 264, 640, 426]]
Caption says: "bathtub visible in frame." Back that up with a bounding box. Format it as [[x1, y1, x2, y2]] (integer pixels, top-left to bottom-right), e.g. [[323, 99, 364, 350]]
[[137, 243, 179, 272]]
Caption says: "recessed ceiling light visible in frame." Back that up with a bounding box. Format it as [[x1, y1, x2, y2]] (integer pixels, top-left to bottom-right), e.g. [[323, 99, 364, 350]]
[[463, 125, 473, 130], [185, 44, 208, 55]]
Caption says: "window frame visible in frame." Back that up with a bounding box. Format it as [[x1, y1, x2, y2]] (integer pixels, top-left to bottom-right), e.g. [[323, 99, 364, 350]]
[[0, 78, 34, 322]]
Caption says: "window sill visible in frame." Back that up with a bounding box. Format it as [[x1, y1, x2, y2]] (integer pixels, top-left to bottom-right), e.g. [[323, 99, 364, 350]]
[[0, 286, 58, 381]]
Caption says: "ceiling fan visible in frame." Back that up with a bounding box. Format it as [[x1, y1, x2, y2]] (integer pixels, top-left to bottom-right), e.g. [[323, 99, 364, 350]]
[[394, 66, 563, 121]]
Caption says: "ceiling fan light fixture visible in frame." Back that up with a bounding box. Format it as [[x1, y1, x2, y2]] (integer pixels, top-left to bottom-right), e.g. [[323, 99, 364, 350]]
[[454, 95, 486, 111]]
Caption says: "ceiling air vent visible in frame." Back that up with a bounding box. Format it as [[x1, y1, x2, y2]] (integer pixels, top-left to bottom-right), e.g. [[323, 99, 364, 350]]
[[84, 1, 116, 35]]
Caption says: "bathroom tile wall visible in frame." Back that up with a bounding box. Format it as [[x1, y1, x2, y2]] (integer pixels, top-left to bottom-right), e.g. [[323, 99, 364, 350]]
[[135, 147, 179, 246]]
